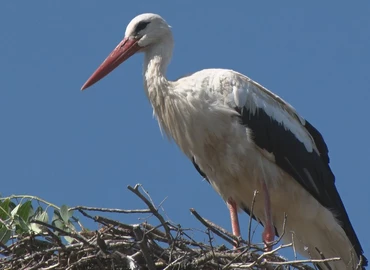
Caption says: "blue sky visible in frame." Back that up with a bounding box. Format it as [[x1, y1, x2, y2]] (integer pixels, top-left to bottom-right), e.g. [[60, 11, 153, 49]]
[[1, 1, 369, 261]]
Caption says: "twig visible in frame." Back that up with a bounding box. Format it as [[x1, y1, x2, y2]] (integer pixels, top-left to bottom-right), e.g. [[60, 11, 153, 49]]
[[41, 262, 60, 269], [0, 195, 60, 211], [76, 208, 96, 221], [268, 212, 287, 248], [222, 247, 251, 269], [1, 185, 346, 270], [140, 185, 156, 208], [95, 215, 134, 231], [133, 225, 156, 270], [248, 190, 258, 246], [70, 205, 151, 214], [179, 229, 209, 250], [264, 257, 341, 266], [143, 223, 206, 250], [30, 220, 93, 247], [163, 254, 188, 270], [41, 226, 65, 248], [190, 208, 238, 247], [292, 231, 297, 260], [206, 228, 218, 266], [128, 184, 173, 245]]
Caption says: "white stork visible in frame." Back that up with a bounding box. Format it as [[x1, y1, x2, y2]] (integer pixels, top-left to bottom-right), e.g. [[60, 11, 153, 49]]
[[81, 13, 367, 269]]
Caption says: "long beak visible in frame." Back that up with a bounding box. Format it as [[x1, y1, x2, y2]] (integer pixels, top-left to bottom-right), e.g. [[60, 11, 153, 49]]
[[81, 37, 141, 90]]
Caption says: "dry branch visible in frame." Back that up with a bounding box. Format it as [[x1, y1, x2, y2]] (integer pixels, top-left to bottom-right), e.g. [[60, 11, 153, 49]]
[[0, 184, 341, 270]]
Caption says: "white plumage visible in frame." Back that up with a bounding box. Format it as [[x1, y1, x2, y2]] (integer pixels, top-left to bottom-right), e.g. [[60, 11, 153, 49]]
[[81, 13, 366, 270]]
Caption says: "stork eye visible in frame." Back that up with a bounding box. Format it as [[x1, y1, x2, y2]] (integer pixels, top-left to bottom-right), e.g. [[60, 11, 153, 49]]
[[135, 21, 150, 33]]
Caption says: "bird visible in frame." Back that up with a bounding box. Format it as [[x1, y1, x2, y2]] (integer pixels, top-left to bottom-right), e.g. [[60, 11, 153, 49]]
[[81, 13, 367, 269]]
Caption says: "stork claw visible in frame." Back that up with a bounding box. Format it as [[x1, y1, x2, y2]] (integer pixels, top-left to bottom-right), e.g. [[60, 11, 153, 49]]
[[262, 225, 275, 251]]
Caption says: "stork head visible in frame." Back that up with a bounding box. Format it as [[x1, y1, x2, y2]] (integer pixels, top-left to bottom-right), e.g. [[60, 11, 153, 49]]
[[81, 13, 171, 90]]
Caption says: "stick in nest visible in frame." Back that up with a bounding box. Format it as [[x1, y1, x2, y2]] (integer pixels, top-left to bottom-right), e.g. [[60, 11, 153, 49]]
[[128, 184, 173, 245]]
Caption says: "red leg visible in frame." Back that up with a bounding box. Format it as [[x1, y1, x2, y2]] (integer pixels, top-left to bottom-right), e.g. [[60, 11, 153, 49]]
[[261, 181, 275, 251], [227, 198, 240, 248]]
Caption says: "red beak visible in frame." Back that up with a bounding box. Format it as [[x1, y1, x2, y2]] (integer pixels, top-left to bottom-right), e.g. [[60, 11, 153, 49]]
[[81, 37, 141, 90]]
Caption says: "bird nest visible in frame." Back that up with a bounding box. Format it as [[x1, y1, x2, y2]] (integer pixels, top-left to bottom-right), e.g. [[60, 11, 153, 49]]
[[0, 184, 340, 270]]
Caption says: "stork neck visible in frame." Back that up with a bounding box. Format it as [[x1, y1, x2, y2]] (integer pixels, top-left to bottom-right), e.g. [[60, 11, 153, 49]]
[[143, 35, 173, 102]]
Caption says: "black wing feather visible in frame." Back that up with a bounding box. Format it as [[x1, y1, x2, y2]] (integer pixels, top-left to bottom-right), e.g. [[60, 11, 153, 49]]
[[237, 106, 366, 267]]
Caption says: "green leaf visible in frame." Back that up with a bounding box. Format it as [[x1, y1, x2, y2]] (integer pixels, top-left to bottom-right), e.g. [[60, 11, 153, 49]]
[[18, 217, 30, 232], [18, 201, 33, 222], [66, 221, 76, 233], [11, 204, 21, 218], [30, 223, 42, 234], [30, 206, 41, 221], [30, 208, 49, 234], [32, 206, 43, 216], [0, 226, 11, 244], [52, 209, 61, 223], [63, 235, 74, 244], [33, 207, 49, 223], [68, 209, 74, 219], [0, 199, 11, 220], [9, 201, 16, 210], [52, 219, 64, 232], [60, 205, 69, 223], [13, 215, 29, 233], [38, 210, 49, 223]]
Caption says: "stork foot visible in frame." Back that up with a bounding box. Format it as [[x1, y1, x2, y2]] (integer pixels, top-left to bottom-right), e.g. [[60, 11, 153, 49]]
[[262, 224, 275, 251], [227, 198, 241, 249], [260, 179, 275, 251]]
